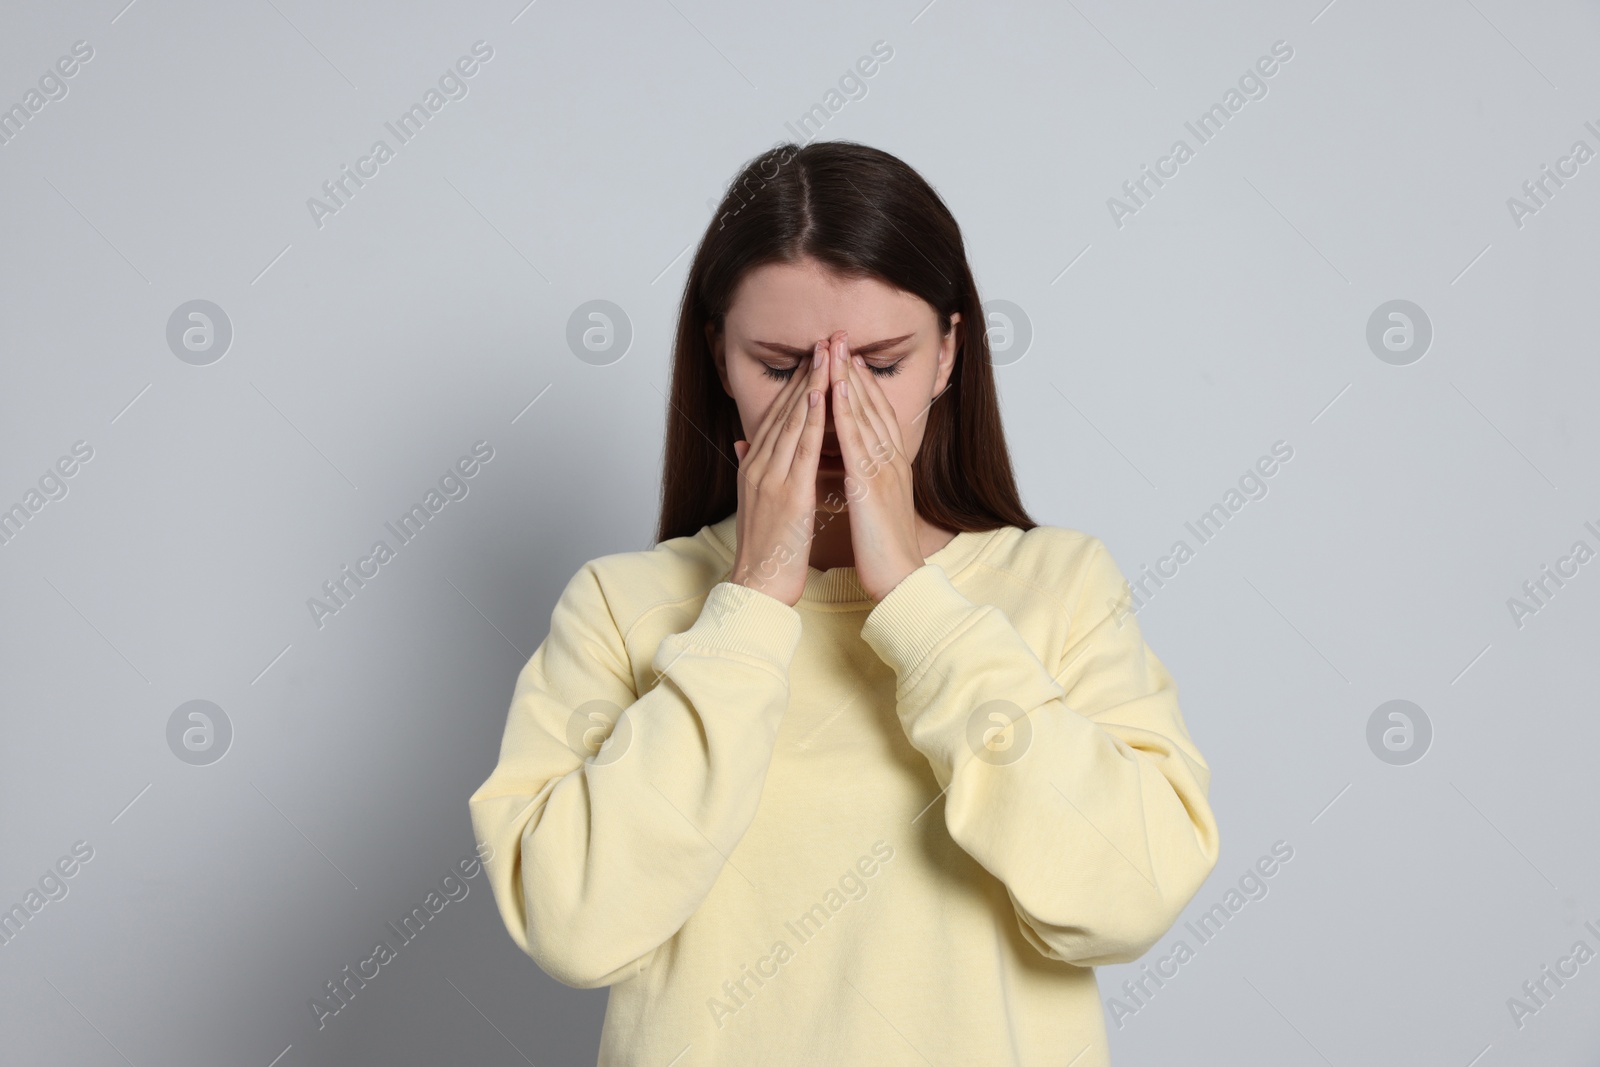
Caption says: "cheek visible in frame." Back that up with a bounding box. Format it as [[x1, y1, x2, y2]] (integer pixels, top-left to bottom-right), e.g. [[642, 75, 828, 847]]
[[733, 370, 783, 435], [881, 383, 920, 441]]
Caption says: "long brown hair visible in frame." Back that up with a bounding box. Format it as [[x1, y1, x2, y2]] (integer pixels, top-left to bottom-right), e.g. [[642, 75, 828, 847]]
[[655, 139, 1037, 544]]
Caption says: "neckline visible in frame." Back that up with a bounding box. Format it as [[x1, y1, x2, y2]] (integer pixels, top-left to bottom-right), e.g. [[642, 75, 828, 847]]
[[704, 512, 1003, 605]]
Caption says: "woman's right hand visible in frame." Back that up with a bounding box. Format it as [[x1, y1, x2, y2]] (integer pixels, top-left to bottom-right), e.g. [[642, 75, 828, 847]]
[[728, 340, 831, 607]]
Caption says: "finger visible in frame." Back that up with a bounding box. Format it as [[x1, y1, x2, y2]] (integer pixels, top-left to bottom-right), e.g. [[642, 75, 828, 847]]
[[780, 341, 829, 481], [849, 353, 904, 461], [769, 341, 828, 475], [744, 346, 813, 472], [830, 335, 873, 475], [739, 347, 806, 463], [834, 336, 889, 469]]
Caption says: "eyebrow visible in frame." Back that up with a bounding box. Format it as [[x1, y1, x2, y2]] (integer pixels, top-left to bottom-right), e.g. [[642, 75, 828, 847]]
[[751, 334, 914, 358]]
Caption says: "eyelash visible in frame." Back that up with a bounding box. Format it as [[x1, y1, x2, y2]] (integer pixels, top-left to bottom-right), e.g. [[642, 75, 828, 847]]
[[762, 360, 903, 381]]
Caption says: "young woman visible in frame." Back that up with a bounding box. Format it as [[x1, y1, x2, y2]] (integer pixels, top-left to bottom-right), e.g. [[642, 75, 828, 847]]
[[469, 140, 1220, 1065]]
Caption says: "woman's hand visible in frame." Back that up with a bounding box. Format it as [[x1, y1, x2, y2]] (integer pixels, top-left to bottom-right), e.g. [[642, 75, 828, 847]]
[[826, 331, 926, 603], [728, 340, 832, 607]]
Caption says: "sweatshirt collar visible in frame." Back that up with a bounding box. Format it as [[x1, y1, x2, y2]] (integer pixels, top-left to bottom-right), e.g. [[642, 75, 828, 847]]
[[704, 512, 1003, 606]]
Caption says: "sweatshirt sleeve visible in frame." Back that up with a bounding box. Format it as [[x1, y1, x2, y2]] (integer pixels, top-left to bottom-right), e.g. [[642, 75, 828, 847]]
[[858, 538, 1220, 968], [467, 563, 803, 988]]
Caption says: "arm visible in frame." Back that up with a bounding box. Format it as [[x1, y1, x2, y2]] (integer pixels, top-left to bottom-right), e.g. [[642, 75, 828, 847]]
[[858, 537, 1220, 967], [468, 563, 801, 987]]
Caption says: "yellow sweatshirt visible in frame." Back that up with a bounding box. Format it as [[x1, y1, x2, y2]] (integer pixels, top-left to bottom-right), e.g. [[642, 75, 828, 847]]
[[468, 513, 1220, 1066]]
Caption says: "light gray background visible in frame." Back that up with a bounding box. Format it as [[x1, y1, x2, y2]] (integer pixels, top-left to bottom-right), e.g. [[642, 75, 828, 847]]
[[2, 0, 1597, 1064]]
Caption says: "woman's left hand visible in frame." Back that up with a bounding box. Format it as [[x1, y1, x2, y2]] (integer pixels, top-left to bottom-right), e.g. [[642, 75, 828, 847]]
[[827, 331, 925, 602]]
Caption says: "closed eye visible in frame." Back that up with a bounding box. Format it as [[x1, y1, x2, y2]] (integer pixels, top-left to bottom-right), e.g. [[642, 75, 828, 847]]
[[761, 360, 903, 381]]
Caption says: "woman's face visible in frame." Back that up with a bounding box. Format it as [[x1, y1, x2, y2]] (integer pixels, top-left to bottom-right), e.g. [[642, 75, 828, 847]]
[[708, 258, 960, 485]]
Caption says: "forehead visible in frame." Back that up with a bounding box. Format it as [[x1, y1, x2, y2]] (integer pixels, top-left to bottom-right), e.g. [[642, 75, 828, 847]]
[[723, 259, 932, 341]]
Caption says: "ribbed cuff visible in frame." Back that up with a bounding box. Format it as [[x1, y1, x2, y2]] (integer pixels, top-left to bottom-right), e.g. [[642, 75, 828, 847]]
[[859, 563, 978, 680], [672, 580, 804, 665]]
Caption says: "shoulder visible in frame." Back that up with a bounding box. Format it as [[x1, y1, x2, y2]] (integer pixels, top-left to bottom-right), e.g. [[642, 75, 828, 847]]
[[557, 525, 727, 640], [975, 523, 1132, 615]]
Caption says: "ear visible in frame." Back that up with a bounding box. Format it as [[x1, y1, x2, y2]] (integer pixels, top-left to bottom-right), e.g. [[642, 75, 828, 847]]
[[705, 321, 731, 395], [933, 311, 961, 398]]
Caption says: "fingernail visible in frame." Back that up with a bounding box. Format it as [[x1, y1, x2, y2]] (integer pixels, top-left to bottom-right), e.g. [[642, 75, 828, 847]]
[[853, 355, 865, 368]]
